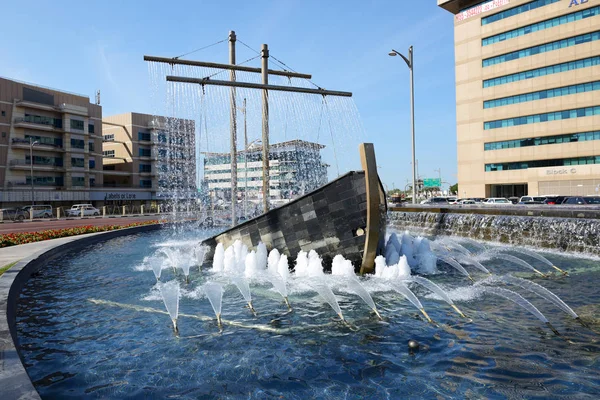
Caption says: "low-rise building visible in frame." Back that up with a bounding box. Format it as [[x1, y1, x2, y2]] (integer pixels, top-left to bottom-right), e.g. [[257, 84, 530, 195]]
[[203, 139, 328, 203], [0, 77, 103, 207]]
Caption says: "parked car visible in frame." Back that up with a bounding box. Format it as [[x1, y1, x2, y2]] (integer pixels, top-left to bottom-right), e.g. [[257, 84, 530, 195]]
[[0, 208, 28, 221], [543, 196, 567, 205], [561, 196, 600, 205], [447, 196, 458, 205], [21, 205, 53, 218], [470, 198, 486, 203], [421, 197, 449, 205], [485, 197, 512, 205], [508, 197, 519, 204], [458, 199, 475, 205], [67, 205, 100, 217], [518, 196, 546, 205]]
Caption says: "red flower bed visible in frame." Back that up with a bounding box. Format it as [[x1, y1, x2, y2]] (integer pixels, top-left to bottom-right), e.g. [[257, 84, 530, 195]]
[[0, 221, 160, 248]]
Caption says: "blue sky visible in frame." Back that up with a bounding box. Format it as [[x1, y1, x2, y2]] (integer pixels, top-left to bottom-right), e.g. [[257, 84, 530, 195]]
[[0, 0, 457, 191]]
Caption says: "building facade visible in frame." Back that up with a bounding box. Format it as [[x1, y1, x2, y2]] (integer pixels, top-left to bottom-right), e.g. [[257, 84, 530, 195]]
[[0, 77, 103, 206], [438, 0, 600, 198], [101, 112, 196, 204], [203, 140, 328, 202]]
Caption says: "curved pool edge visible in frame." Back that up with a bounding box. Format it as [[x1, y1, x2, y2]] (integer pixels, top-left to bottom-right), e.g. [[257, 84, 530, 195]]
[[0, 223, 163, 400]]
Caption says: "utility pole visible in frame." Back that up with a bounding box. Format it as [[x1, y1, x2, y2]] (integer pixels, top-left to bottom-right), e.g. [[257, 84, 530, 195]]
[[229, 30, 238, 227], [261, 44, 270, 214]]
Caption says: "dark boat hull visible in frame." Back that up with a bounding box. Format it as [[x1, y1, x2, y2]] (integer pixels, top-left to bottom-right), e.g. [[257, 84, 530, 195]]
[[201, 143, 387, 273]]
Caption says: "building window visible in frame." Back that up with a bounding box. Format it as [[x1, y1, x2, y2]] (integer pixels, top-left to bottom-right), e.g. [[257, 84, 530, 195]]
[[484, 81, 600, 109], [484, 56, 600, 88], [139, 164, 152, 173], [103, 150, 115, 158], [139, 148, 152, 157], [138, 132, 151, 141], [70, 138, 85, 149], [1, 111, 5, 116], [103, 165, 116, 170], [483, 6, 600, 46], [70, 119, 84, 131], [485, 156, 600, 172], [482, 0, 561, 26], [22, 113, 62, 128], [483, 31, 600, 67], [26, 155, 63, 167], [88, 142, 95, 152], [89, 159, 96, 169], [484, 131, 600, 151], [2, 132, 5, 138], [158, 132, 167, 143], [71, 157, 85, 168], [26, 176, 64, 186], [90, 178, 95, 187], [88, 124, 95, 134], [140, 179, 152, 188], [71, 177, 85, 186], [103, 134, 114, 142], [484, 105, 600, 130]]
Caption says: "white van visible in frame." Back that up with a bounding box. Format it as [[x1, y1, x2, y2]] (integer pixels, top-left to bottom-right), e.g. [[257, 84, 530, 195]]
[[22, 205, 53, 218]]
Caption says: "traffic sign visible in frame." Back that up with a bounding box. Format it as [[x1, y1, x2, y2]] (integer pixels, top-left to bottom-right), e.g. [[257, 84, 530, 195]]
[[423, 178, 441, 188]]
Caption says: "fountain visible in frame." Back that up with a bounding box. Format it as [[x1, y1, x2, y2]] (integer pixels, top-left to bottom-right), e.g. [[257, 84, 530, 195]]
[[148, 257, 163, 282], [483, 286, 560, 335], [159, 280, 180, 334], [203, 282, 224, 327]]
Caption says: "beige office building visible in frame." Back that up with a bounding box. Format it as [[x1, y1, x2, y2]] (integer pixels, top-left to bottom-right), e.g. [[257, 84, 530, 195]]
[[0, 77, 103, 206], [438, 0, 600, 198], [102, 112, 196, 203]]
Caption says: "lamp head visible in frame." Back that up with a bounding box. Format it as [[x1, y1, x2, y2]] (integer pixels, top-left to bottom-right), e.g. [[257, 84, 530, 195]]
[[388, 51, 397, 57]]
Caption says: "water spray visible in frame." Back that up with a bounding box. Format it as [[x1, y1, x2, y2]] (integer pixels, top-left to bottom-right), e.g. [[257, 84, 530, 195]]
[[451, 304, 467, 318]]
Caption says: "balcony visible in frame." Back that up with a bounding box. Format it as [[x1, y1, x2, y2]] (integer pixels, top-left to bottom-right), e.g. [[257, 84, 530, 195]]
[[7, 180, 63, 188], [11, 138, 64, 152], [9, 159, 64, 170], [14, 116, 62, 131]]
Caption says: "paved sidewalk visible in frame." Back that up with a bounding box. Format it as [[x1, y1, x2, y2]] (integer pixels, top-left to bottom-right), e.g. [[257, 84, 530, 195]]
[[0, 232, 106, 267]]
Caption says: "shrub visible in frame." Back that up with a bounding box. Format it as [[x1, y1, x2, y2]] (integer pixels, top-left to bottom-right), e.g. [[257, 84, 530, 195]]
[[0, 221, 160, 248]]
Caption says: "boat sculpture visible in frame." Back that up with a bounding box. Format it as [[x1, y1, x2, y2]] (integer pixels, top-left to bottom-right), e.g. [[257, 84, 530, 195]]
[[202, 143, 386, 274]]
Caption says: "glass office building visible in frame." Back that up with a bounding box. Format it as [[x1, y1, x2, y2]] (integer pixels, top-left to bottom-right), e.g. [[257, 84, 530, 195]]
[[438, 0, 600, 198]]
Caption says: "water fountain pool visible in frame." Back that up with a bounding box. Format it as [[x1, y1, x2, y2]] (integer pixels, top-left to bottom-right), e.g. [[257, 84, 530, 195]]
[[14, 228, 600, 398]]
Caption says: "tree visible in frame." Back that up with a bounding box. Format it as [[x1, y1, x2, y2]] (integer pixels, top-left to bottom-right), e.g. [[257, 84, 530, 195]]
[[450, 183, 458, 194]]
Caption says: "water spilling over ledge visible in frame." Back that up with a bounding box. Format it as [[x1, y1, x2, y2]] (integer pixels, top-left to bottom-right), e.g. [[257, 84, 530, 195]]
[[388, 207, 600, 256]]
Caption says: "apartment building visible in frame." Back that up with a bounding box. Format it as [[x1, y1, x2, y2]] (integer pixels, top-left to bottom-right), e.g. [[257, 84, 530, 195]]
[[0, 77, 103, 206], [438, 0, 600, 197], [203, 139, 328, 202], [101, 112, 196, 203]]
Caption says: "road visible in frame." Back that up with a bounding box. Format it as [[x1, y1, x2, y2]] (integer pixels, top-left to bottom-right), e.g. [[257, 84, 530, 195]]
[[0, 215, 162, 234]]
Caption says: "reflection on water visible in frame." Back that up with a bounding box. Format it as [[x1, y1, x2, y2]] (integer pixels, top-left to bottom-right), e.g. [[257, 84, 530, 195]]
[[15, 229, 600, 399]]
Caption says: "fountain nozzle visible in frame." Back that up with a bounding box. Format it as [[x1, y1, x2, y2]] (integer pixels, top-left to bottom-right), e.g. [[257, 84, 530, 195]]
[[171, 319, 179, 335], [284, 297, 293, 312], [552, 265, 569, 276], [546, 322, 560, 336], [533, 268, 547, 278], [451, 304, 467, 318], [420, 309, 433, 324], [248, 301, 257, 316], [373, 308, 383, 320], [216, 313, 223, 328], [337, 313, 345, 321]]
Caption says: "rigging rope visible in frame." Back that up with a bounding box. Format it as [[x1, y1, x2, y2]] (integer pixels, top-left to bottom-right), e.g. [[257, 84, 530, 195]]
[[173, 38, 228, 60]]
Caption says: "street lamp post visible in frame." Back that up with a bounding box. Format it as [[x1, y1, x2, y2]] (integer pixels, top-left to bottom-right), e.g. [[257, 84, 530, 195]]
[[29, 138, 39, 206], [389, 46, 416, 204]]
